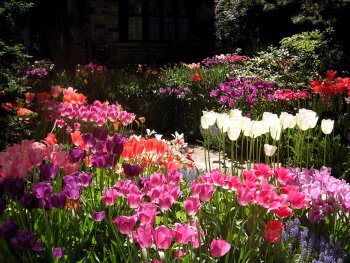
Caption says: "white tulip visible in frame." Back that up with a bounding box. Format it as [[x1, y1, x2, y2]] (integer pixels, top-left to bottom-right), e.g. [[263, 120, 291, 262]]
[[264, 144, 277, 157], [216, 113, 230, 132], [296, 109, 318, 131], [229, 109, 242, 119], [227, 125, 241, 141], [270, 126, 282, 141], [279, 112, 296, 129], [252, 120, 267, 138], [321, 119, 334, 135], [201, 111, 218, 129], [262, 112, 280, 129]]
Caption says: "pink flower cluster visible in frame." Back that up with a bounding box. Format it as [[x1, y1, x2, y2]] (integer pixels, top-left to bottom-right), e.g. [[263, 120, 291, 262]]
[[103, 170, 209, 254], [289, 166, 350, 223], [274, 89, 311, 101], [58, 100, 135, 128], [200, 164, 310, 218], [0, 140, 47, 181]]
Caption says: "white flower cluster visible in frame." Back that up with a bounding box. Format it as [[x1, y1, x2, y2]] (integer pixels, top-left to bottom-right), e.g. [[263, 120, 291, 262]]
[[201, 109, 334, 141]]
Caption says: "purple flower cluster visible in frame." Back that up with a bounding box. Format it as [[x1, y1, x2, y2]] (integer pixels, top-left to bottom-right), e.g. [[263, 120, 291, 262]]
[[83, 128, 126, 169], [0, 220, 44, 253], [157, 87, 192, 99], [25, 60, 54, 79], [282, 219, 347, 262], [62, 172, 92, 200], [58, 100, 135, 128], [210, 76, 275, 109], [25, 68, 48, 78], [289, 166, 350, 223], [201, 54, 248, 68]]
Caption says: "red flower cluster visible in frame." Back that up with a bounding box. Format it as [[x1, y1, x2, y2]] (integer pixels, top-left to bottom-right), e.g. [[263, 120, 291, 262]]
[[309, 70, 350, 97], [192, 74, 201, 83]]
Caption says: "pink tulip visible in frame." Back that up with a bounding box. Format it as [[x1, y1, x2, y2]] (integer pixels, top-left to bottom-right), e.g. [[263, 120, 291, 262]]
[[101, 189, 118, 206], [25, 92, 35, 104], [63, 162, 80, 175], [150, 173, 165, 187], [199, 183, 215, 202], [173, 249, 185, 259], [167, 184, 182, 200], [274, 166, 292, 185], [191, 181, 202, 197], [127, 194, 143, 209], [153, 225, 174, 250], [210, 239, 231, 257], [288, 191, 309, 209], [174, 223, 195, 245], [51, 85, 62, 98], [134, 225, 153, 248], [28, 142, 47, 166], [50, 151, 68, 168], [158, 193, 175, 211], [254, 163, 272, 179], [210, 170, 225, 186], [113, 215, 137, 234], [138, 203, 157, 226], [166, 169, 182, 185], [184, 197, 201, 216], [237, 185, 255, 206]]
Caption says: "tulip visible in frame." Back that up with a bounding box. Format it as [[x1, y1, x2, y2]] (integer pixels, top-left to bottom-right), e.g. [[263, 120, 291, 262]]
[[279, 112, 296, 129], [153, 225, 174, 250], [263, 220, 284, 243], [210, 239, 231, 257], [216, 113, 230, 132], [321, 119, 334, 135], [32, 182, 52, 199], [134, 225, 152, 248], [201, 111, 217, 129], [101, 189, 118, 206], [184, 197, 201, 216], [113, 215, 137, 234], [138, 203, 158, 226], [127, 194, 143, 209], [174, 223, 196, 244], [264, 144, 277, 157], [53, 247, 63, 259], [91, 211, 106, 222], [227, 125, 241, 141]]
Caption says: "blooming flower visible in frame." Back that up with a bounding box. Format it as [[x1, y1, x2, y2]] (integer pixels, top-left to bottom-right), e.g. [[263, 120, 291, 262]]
[[153, 225, 174, 250], [264, 220, 284, 243], [210, 239, 231, 257], [184, 197, 201, 216]]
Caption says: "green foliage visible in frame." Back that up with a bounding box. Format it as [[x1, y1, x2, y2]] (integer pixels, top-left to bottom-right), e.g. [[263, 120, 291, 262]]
[[230, 30, 339, 89]]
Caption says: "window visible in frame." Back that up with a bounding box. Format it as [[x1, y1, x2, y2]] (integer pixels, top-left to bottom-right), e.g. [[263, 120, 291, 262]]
[[121, 0, 191, 41]]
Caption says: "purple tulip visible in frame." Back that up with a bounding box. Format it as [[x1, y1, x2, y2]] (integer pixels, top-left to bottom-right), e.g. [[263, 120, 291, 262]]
[[91, 152, 112, 168], [32, 241, 44, 253], [20, 194, 41, 209], [91, 211, 106, 222], [77, 173, 93, 187], [10, 230, 36, 251], [68, 147, 86, 163], [93, 128, 108, 141], [39, 163, 59, 181], [123, 163, 142, 177], [63, 184, 82, 200], [53, 247, 63, 259], [82, 133, 96, 148], [106, 133, 125, 156], [32, 182, 53, 199], [0, 220, 19, 239], [2, 178, 24, 199], [49, 192, 66, 209]]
